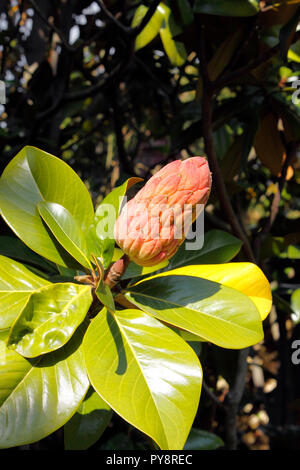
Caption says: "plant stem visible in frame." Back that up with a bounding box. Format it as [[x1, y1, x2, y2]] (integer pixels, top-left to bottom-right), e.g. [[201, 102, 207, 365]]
[[224, 347, 250, 449], [104, 254, 130, 289]]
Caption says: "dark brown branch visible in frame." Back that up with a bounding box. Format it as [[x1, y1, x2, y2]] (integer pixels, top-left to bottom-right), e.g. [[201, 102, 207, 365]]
[[224, 347, 250, 449], [197, 23, 256, 451], [96, 0, 132, 34], [202, 381, 226, 410], [28, 0, 107, 52], [96, 0, 160, 37], [111, 90, 134, 175], [28, 0, 78, 52], [254, 140, 299, 259], [198, 26, 256, 264]]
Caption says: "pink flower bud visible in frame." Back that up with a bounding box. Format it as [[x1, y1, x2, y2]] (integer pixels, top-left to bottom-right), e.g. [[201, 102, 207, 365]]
[[114, 157, 212, 266]]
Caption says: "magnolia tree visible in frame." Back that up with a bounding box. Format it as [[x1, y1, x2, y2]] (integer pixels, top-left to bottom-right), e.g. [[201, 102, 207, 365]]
[[0, 146, 271, 450]]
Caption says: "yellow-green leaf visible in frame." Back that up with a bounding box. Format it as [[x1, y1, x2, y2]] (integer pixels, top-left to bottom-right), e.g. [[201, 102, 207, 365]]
[[0, 255, 50, 329], [83, 308, 202, 450], [139, 263, 272, 321]]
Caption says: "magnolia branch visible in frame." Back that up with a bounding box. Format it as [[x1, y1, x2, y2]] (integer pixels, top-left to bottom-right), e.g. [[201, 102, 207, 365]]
[[96, 0, 161, 38], [198, 25, 256, 264], [254, 140, 299, 259], [197, 22, 257, 450]]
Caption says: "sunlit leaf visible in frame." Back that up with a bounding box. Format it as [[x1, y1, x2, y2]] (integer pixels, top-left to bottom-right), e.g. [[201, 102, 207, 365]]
[[38, 201, 92, 269], [0, 146, 94, 267], [140, 263, 272, 321], [8, 283, 92, 357], [0, 325, 89, 449], [125, 271, 264, 348], [83, 308, 202, 450], [0, 255, 50, 329]]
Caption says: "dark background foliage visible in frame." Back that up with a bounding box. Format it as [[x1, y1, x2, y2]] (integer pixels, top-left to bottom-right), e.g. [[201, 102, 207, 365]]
[[0, 0, 300, 450]]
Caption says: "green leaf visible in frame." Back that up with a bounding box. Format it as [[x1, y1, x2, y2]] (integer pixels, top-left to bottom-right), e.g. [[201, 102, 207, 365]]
[[287, 245, 300, 259], [122, 230, 241, 281], [0, 255, 50, 329], [86, 177, 142, 269], [161, 230, 242, 271], [159, 8, 187, 66], [121, 259, 169, 280], [95, 281, 115, 312], [132, 4, 165, 51], [83, 308, 202, 450], [193, 0, 259, 17], [184, 428, 224, 450], [0, 146, 94, 267], [8, 283, 92, 357], [177, 0, 194, 26], [291, 289, 300, 324], [38, 201, 92, 270], [0, 325, 89, 449], [64, 387, 112, 450], [279, 5, 300, 62], [125, 275, 263, 349], [0, 236, 56, 273]]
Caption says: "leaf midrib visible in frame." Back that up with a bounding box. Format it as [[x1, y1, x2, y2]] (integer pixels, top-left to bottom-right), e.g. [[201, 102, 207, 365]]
[[125, 287, 260, 336], [113, 311, 169, 449]]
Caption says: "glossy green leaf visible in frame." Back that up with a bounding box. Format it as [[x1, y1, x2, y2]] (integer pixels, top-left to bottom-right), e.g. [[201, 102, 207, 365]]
[[8, 283, 92, 357], [0, 146, 94, 267], [0, 255, 50, 330], [83, 308, 202, 450], [64, 387, 112, 450], [0, 325, 89, 449], [160, 230, 242, 272], [160, 11, 187, 66], [0, 236, 56, 273], [122, 230, 242, 281], [121, 259, 169, 280], [184, 428, 224, 450], [177, 329, 206, 343], [159, 263, 272, 321], [132, 4, 165, 51], [86, 177, 142, 269], [95, 281, 115, 312], [193, 0, 259, 17], [38, 201, 92, 269], [125, 275, 263, 349]]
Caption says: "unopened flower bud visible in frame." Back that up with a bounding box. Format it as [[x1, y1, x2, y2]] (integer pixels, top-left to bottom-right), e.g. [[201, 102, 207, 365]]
[[114, 157, 212, 266]]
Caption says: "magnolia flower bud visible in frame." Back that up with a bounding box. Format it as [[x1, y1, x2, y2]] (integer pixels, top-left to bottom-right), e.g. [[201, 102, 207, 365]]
[[114, 157, 212, 266]]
